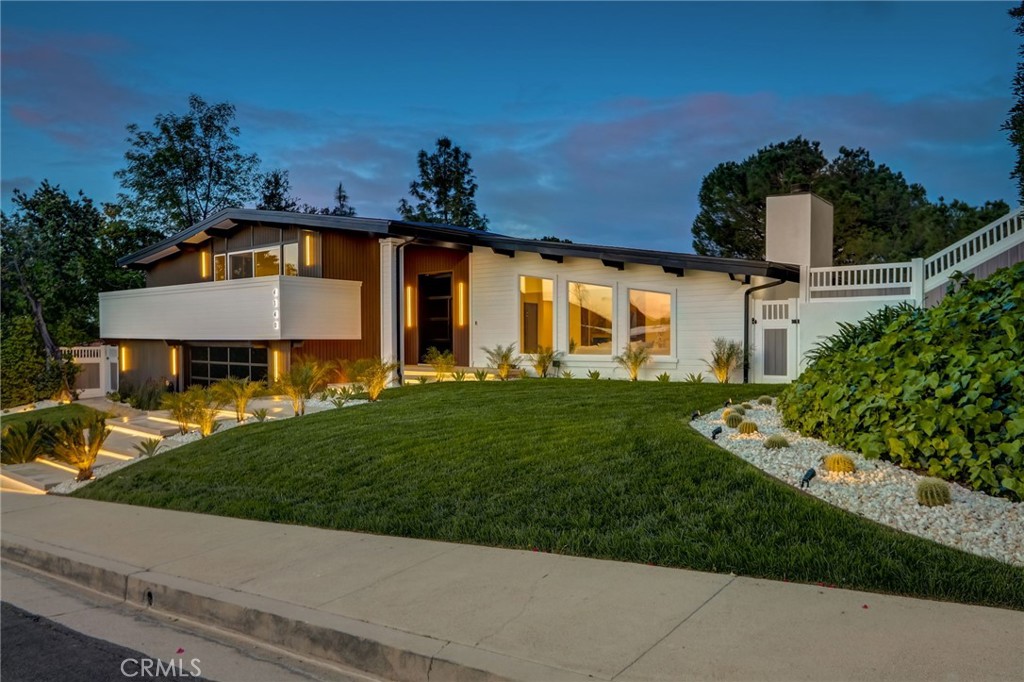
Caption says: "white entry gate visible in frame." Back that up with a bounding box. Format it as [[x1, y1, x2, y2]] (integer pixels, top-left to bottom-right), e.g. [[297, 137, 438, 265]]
[[752, 299, 799, 383], [63, 345, 119, 399]]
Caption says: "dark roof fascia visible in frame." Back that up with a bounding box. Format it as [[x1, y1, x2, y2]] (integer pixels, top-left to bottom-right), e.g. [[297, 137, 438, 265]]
[[117, 209, 393, 267], [386, 221, 800, 282]]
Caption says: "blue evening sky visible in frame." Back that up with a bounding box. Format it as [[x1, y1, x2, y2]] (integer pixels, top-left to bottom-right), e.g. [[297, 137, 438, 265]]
[[1, 1, 1017, 252]]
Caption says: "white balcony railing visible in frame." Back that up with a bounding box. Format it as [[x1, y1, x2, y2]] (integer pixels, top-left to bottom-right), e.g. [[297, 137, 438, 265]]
[[806, 261, 918, 299], [100, 276, 362, 341], [923, 207, 1023, 290]]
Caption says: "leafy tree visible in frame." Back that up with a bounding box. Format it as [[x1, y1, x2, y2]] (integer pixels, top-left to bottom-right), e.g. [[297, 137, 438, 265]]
[[692, 137, 826, 258], [115, 94, 260, 236], [330, 181, 357, 217], [1005, 2, 1024, 205], [692, 138, 1007, 263], [398, 137, 488, 229], [0, 316, 47, 408], [257, 169, 299, 211], [538, 235, 573, 243]]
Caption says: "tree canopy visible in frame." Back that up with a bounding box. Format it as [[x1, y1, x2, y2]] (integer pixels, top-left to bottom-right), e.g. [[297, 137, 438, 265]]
[[398, 137, 488, 229], [115, 94, 260, 236], [257, 169, 300, 212], [1004, 2, 1024, 205], [691, 138, 1007, 264]]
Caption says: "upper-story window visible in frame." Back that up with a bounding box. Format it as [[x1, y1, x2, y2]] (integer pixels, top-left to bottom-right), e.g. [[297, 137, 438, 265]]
[[212, 241, 303, 281]]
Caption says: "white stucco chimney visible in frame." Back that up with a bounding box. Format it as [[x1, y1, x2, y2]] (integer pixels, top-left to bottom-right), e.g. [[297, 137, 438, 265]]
[[765, 190, 833, 267]]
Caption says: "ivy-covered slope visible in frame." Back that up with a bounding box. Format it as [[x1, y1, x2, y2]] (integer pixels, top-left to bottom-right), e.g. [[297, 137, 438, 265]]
[[779, 263, 1024, 500]]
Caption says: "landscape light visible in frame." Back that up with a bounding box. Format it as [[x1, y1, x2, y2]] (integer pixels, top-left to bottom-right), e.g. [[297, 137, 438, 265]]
[[690, 410, 700, 421], [800, 468, 817, 489], [711, 426, 723, 440], [724, 398, 732, 407]]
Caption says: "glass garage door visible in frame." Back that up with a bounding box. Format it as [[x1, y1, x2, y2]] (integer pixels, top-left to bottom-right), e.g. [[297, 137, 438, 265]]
[[188, 346, 269, 386]]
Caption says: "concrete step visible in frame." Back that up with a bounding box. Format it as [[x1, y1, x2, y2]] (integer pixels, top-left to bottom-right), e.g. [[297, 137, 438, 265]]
[[109, 417, 179, 439], [100, 430, 154, 459], [0, 460, 75, 491]]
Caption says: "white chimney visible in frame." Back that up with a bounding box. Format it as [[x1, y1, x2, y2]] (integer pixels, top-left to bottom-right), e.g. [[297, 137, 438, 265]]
[[765, 190, 833, 267]]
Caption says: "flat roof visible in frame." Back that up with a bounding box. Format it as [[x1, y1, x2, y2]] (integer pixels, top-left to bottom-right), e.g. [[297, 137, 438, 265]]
[[117, 208, 801, 282]]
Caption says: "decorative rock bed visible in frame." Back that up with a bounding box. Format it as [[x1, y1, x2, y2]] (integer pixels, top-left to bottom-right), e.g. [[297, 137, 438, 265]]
[[49, 398, 368, 496], [692, 402, 1023, 567]]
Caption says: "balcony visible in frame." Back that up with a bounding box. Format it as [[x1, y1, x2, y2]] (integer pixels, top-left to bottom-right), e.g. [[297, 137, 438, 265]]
[[100, 276, 361, 341]]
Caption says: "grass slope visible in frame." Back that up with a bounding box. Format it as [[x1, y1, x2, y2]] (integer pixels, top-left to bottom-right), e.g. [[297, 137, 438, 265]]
[[1, 404, 104, 429], [76, 381, 1023, 609]]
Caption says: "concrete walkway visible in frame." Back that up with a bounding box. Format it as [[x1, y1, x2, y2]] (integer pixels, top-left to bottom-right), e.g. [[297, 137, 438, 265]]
[[2, 493, 1021, 682]]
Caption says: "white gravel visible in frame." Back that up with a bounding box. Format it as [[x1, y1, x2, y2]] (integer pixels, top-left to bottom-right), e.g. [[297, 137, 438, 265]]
[[49, 398, 369, 496], [691, 401, 1023, 567]]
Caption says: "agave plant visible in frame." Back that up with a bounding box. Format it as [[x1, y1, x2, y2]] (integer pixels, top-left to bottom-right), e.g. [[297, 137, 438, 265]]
[[212, 377, 266, 422], [481, 343, 522, 381], [275, 356, 338, 416], [683, 372, 705, 384], [251, 408, 270, 422], [52, 416, 110, 481], [1, 420, 52, 465], [656, 372, 671, 383], [704, 337, 743, 384], [562, 370, 575, 379], [357, 359, 400, 401], [452, 370, 467, 382], [132, 438, 163, 458], [472, 369, 489, 382], [423, 347, 456, 382], [531, 347, 561, 378], [613, 343, 652, 381], [587, 370, 601, 380]]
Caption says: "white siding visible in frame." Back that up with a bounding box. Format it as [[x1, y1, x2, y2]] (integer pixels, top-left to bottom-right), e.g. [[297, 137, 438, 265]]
[[469, 250, 764, 381], [100, 276, 361, 341]]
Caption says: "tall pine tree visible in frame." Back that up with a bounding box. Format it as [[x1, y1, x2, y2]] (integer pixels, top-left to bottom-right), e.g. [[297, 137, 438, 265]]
[[397, 137, 488, 229]]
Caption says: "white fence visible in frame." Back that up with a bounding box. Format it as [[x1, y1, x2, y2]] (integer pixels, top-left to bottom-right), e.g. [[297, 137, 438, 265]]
[[806, 261, 921, 300], [923, 207, 1023, 291], [62, 345, 118, 399]]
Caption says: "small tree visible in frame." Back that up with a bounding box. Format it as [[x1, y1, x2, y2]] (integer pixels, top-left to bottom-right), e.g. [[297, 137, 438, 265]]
[[422, 347, 456, 381], [275, 356, 337, 416], [52, 415, 110, 481], [212, 377, 266, 422], [481, 343, 522, 381], [161, 392, 193, 434], [257, 169, 300, 211], [357, 359, 399, 401], [397, 137, 488, 229], [186, 386, 227, 437], [705, 338, 743, 384], [613, 343, 652, 381]]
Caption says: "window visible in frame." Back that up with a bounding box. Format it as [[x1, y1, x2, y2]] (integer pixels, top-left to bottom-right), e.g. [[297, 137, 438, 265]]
[[520, 276, 553, 353], [229, 252, 253, 279], [254, 249, 280, 277], [629, 290, 672, 355], [283, 243, 298, 276], [214, 254, 226, 281], [568, 282, 613, 355]]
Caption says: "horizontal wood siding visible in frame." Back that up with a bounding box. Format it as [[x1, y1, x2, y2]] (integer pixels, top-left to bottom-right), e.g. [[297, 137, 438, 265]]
[[403, 246, 470, 366], [291, 231, 381, 368]]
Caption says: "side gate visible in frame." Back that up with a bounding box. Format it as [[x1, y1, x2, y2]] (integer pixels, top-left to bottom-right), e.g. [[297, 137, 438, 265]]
[[752, 299, 799, 383]]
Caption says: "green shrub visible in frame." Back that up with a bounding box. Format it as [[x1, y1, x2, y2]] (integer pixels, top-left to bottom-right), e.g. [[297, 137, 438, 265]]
[[52, 415, 110, 481], [758, 396, 773, 405], [764, 434, 789, 449], [562, 371, 575, 379], [683, 372, 705, 384], [186, 386, 226, 437], [357, 359, 399, 401], [161, 392, 193, 434], [725, 413, 744, 428], [705, 337, 743, 383], [805, 302, 921, 364], [1, 420, 52, 464], [822, 454, 856, 474], [737, 420, 759, 434], [916, 477, 952, 507], [423, 347, 456, 381], [0, 316, 46, 408], [779, 263, 1024, 500], [613, 343, 651, 381], [452, 371, 467, 382], [656, 372, 671, 383], [251, 408, 269, 422], [472, 369, 489, 382], [415, 376, 429, 384], [212, 377, 266, 422], [481, 344, 521, 381], [587, 370, 601, 380], [531, 347, 561, 378], [128, 379, 166, 411], [132, 438, 163, 458], [275, 356, 338, 415]]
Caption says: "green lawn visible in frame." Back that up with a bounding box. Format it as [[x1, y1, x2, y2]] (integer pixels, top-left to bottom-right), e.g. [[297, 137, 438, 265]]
[[76, 381, 1023, 609], [1, 403, 105, 429]]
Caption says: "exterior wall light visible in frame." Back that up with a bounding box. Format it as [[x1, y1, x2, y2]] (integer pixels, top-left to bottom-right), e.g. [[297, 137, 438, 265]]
[[406, 285, 414, 328], [458, 282, 466, 327]]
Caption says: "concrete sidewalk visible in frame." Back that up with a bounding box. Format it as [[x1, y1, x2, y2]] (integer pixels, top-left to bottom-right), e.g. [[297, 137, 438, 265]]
[[1, 493, 1021, 682]]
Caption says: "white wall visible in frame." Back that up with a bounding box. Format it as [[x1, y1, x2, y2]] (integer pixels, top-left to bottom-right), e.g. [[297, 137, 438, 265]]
[[469, 250, 766, 381], [796, 297, 916, 372]]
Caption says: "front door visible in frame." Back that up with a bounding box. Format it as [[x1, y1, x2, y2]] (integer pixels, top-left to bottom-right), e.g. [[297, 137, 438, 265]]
[[418, 272, 453, 360]]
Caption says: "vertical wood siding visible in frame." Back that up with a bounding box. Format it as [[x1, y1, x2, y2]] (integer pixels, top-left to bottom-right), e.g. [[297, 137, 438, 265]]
[[402, 245, 470, 366], [145, 247, 207, 287], [291, 231, 381, 369]]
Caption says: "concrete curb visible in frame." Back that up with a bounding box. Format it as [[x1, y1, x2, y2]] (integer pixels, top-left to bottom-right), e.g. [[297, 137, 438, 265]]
[[2, 535, 589, 682], [0, 469, 53, 492]]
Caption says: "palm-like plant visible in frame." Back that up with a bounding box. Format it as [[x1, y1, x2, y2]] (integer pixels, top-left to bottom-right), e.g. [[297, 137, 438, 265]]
[[531, 347, 561, 378], [161, 392, 194, 434], [705, 337, 743, 384], [1, 420, 52, 465], [132, 438, 163, 457], [423, 347, 456, 382], [613, 342, 652, 381], [52, 416, 110, 481], [481, 343, 522, 381], [212, 377, 266, 422], [183, 386, 227, 437], [275, 356, 338, 416], [357, 359, 399, 401]]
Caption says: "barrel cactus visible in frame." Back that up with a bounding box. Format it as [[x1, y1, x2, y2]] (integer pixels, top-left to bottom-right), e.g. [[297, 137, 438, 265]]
[[764, 434, 789, 449], [741, 402, 753, 410], [725, 413, 744, 428], [916, 478, 952, 507], [822, 454, 856, 474], [737, 420, 759, 435], [758, 396, 773, 405], [723, 406, 745, 419]]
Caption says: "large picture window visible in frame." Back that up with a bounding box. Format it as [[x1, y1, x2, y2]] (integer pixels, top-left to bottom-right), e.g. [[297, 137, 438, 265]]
[[629, 289, 672, 355], [520, 276, 553, 353], [568, 282, 613, 355]]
